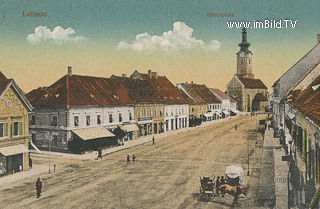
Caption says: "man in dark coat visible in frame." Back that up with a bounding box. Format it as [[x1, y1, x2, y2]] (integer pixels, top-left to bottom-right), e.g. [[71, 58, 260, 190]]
[[152, 136, 155, 145], [36, 177, 42, 198], [132, 155, 136, 163], [215, 176, 221, 194], [127, 154, 130, 164]]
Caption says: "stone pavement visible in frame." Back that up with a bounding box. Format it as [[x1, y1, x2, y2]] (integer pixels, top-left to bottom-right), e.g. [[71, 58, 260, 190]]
[[258, 124, 289, 208]]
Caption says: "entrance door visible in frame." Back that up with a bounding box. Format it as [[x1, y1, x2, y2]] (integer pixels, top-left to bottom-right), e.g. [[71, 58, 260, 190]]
[[154, 123, 157, 134]]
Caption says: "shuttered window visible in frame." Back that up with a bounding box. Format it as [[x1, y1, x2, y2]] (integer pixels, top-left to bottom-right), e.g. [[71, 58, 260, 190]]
[[12, 122, 22, 136]]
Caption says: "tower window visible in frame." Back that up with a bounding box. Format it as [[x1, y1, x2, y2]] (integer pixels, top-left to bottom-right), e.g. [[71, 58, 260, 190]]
[[249, 59, 251, 64], [241, 59, 243, 64]]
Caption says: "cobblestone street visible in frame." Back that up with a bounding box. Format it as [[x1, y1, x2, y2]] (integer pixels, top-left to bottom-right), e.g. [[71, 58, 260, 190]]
[[0, 115, 266, 209]]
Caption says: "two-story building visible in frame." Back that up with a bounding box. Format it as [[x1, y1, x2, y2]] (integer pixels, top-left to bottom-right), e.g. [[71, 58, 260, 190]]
[[131, 70, 190, 132], [189, 83, 222, 121], [177, 82, 207, 125], [0, 72, 33, 175], [210, 88, 239, 116], [26, 67, 135, 153], [112, 75, 164, 136]]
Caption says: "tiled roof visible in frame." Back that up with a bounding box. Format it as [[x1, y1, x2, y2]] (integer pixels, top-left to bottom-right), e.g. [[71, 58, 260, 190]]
[[292, 75, 320, 126], [238, 77, 267, 89], [112, 76, 164, 103], [209, 88, 236, 103], [178, 83, 206, 104], [274, 43, 320, 98], [253, 93, 268, 102], [135, 72, 191, 105], [190, 83, 221, 103], [178, 88, 195, 104], [27, 74, 134, 107]]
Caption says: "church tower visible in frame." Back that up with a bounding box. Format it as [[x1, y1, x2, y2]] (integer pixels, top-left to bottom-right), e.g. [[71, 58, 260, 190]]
[[236, 28, 254, 79]]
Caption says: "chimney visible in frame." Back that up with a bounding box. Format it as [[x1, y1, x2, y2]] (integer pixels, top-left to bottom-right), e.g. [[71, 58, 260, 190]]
[[148, 69, 152, 78], [68, 66, 72, 75], [318, 34, 320, 44], [151, 72, 158, 79], [122, 74, 126, 78]]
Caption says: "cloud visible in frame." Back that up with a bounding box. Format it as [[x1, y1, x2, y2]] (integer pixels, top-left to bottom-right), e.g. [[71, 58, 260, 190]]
[[27, 26, 87, 45], [118, 22, 221, 53]]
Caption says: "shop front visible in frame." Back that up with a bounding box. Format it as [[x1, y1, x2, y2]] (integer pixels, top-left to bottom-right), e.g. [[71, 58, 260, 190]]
[[0, 144, 29, 175]]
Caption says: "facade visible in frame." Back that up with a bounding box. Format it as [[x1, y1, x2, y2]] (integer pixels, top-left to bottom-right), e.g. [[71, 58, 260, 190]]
[[189, 83, 222, 121], [226, 28, 268, 112], [26, 67, 135, 153], [209, 88, 239, 116], [131, 70, 190, 132], [0, 72, 33, 175], [177, 82, 207, 124], [112, 75, 165, 137]]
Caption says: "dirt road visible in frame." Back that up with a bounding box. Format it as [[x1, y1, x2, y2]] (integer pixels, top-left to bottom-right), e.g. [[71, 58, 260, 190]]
[[0, 115, 266, 209]]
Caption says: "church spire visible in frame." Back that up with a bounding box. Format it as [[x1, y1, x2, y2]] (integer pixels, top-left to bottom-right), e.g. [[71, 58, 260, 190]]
[[238, 28, 251, 54]]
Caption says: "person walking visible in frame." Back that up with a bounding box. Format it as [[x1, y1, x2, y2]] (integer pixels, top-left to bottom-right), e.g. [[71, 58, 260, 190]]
[[127, 154, 130, 164], [97, 149, 102, 160], [132, 155, 136, 163], [215, 176, 220, 194], [36, 177, 42, 198], [220, 176, 225, 185], [152, 136, 155, 145]]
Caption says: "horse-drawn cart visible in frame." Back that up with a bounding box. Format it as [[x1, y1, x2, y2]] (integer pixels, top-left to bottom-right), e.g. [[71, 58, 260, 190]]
[[199, 176, 217, 200]]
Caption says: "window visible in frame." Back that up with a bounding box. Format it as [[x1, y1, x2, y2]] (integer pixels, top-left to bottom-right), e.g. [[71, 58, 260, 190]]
[[31, 115, 36, 125], [129, 112, 132, 121], [0, 123, 3, 138], [13, 122, 22, 136], [166, 120, 169, 131], [52, 115, 58, 126], [137, 107, 141, 118], [160, 106, 163, 116], [119, 113, 122, 122], [109, 114, 113, 123], [150, 107, 153, 117], [52, 135, 58, 146], [86, 115, 90, 126], [154, 106, 158, 116], [74, 116, 79, 127], [144, 107, 147, 117], [97, 115, 101, 125]]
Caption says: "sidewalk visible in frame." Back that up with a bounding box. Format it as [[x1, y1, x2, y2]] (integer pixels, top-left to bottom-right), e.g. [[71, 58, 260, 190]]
[[31, 115, 240, 160], [0, 165, 50, 187], [258, 125, 289, 208]]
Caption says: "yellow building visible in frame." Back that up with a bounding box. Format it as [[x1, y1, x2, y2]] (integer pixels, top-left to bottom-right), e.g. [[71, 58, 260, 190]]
[[0, 72, 33, 175]]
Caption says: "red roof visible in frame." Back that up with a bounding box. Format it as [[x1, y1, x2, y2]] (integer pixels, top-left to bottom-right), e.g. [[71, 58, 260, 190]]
[[112, 76, 164, 103], [178, 83, 206, 104], [238, 77, 267, 89], [133, 71, 190, 105], [292, 75, 320, 126], [190, 84, 221, 103], [27, 74, 134, 107]]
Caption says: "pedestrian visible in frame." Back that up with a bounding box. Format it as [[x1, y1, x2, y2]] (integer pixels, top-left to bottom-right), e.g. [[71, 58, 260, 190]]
[[220, 176, 225, 185], [152, 136, 155, 145], [127, 154, 130, 164], [96, 149, 102, 160], [54, 164, 56, 173], [36, 177, 42, 198], [215, 176, 220, 194], [132, 154, 136, 163]]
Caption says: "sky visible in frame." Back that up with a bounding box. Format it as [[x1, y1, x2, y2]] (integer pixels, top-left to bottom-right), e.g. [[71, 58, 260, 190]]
[[0, 0, 320, 93]]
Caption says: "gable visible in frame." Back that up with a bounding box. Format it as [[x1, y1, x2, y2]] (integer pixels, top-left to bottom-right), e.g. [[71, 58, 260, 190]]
[[227, 76, 243, 89]]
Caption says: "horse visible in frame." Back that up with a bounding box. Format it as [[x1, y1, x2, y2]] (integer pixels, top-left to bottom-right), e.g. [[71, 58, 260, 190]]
[[219, 184, 247, 197], [219, 184, 247, 206]]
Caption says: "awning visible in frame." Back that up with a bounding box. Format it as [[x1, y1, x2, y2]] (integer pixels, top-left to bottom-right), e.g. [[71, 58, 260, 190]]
[[222, 110, 230, 115], [119, 124, 136, 132], [230, 109, 239, 114], [0, 144, 29, 156], [72, 127, 115, 141]]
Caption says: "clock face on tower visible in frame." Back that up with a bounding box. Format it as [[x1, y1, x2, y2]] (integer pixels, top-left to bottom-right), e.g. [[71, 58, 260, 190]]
[[6, 99, 12, 108]]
